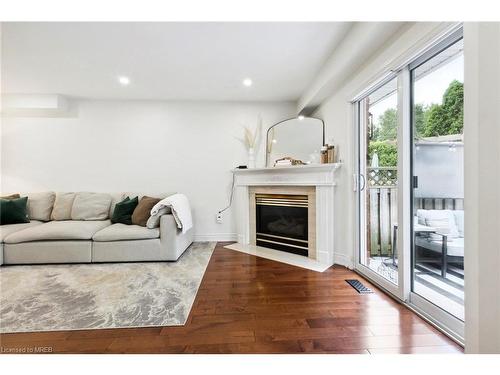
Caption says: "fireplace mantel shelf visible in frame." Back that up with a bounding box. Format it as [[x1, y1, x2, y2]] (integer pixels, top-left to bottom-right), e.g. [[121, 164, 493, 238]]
[[232, 163, 342, 187], [232, 163, 342, 174]]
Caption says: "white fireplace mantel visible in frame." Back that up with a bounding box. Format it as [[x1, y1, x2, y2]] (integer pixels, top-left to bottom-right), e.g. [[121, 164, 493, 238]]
[[231, 163, 342, 270]]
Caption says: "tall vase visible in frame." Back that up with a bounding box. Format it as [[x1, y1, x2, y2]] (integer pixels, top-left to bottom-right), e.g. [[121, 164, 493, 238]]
[[247, 147, 256, 169]]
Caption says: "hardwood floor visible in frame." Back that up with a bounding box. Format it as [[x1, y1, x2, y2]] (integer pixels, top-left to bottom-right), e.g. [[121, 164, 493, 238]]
[[0, 242, 463, 354]]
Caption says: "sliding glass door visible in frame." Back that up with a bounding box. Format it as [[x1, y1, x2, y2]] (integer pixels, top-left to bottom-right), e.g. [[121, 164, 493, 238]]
[[409, 35, 464, 336], [355, 27, 464, 342], [357, 77, 400, 293]]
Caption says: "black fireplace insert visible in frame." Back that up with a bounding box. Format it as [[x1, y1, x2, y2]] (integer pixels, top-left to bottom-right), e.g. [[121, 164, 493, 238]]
[[255, 194, 308, 256]]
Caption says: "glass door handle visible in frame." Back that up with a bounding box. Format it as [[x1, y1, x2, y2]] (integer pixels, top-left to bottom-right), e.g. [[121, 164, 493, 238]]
[[359, 174, 366, 191]]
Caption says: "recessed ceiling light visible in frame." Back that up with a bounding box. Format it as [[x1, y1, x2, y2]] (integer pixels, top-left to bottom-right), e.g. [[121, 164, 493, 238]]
[[298, 115, 305, 120], [242, 78, 253, 87], [118, 76, 130, 86]]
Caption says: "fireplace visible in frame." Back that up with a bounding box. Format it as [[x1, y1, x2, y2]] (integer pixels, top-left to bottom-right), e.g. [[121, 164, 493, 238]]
[[255, 193, 310, 256], [232, 165, 340, 268]]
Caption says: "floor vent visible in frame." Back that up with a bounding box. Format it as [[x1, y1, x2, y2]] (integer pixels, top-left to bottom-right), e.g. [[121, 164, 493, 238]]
[[345, 279, 373, 294]]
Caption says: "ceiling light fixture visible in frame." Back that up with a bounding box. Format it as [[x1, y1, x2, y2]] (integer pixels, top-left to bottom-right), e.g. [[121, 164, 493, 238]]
[[242, 78, 253, 87], [298, 115, 305, 120], [118, 76, 131, 86]]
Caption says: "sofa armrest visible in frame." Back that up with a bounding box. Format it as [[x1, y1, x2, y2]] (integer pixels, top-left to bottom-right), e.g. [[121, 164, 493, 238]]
[[159, 214, 194, 261]]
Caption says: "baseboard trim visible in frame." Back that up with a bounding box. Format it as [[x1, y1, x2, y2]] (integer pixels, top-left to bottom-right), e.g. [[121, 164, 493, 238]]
[[194, 233, 238, 242], [334, 252, 354, 269]]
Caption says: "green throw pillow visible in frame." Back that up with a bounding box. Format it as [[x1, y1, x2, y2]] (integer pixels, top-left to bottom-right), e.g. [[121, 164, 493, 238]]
[[111, 196, 138, 225], [0, 196, 30, 225]]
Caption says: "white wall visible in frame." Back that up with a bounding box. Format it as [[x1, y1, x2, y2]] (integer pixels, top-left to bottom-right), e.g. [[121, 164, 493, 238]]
[[313, 23, 455, 268], [1, 100, 295, 240], [464, 22, 500, 354]]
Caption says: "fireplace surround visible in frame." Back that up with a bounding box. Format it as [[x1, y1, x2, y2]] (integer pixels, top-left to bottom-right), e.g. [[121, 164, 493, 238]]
[[230, 164, 341, 269]]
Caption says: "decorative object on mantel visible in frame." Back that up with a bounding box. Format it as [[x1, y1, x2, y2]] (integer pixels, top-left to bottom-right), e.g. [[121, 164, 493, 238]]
[[327, 144, 336, 163], [320, 143, 337, 164], [236, 115, 262, 169], [273, 156, 306, 167], [320, 145, 328, 164]]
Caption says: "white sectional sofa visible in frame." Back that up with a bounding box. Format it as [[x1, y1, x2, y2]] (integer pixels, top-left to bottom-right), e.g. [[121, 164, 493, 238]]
[[0, 192, 193, 265]]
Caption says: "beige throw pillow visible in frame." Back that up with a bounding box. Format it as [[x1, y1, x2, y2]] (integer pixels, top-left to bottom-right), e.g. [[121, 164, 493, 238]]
[[26, 192, 56, 221], [51, 192, 76, 220], [71, 192, 112, 221]]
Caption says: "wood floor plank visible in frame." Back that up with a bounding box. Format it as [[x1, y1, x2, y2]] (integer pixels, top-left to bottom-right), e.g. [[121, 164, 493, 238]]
[[0, 242, 463, 354]]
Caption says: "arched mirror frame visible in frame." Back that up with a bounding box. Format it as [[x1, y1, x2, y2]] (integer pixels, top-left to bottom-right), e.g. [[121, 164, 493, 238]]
[[265, 116, 326, 167]]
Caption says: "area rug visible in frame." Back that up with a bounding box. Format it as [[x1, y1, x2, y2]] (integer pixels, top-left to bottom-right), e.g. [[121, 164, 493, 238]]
[[0, 241, 215, 333]]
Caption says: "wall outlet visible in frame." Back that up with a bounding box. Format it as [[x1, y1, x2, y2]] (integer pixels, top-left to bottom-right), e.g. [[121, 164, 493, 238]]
[[216, 212, 223, 224]]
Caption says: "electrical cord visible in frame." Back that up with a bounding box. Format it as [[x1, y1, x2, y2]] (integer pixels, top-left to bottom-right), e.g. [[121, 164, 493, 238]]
[[218, 171, 235, 214]]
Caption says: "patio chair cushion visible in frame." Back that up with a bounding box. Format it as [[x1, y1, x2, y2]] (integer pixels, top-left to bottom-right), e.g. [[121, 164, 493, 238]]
[[415, 236, 464, 257], [453, 210, 464, 237], [417, 209, 459, 240]]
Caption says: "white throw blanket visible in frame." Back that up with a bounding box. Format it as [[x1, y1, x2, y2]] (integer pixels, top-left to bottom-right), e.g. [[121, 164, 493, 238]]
[[150, 193, 193, 234]]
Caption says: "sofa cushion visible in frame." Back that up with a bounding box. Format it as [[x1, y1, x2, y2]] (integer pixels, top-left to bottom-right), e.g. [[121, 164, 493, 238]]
[[4, 220, 111, 243], [0, 197, 30, 225], [51, 192, 76, 220], [71, 192, 112, 220], [93, 223, 160, 242], [26, 191, 56, 221], [132, 196, 161, 227], [0, 221, 42, 242], [111, 196, 138, 225]]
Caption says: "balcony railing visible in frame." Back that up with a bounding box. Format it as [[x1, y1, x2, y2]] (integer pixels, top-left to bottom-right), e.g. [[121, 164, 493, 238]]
[[367, 166, 397, 188], [367, 167, 397, 256]]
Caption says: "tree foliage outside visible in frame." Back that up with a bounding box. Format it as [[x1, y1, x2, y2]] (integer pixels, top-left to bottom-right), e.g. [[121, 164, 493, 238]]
[[368, 141, 397, 167], [368, 80, 463, 167]]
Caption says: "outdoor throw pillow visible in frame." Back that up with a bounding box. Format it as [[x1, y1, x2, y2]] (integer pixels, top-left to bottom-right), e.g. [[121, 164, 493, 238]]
[[111, 196, 139, 225], [132, 196, 161, 227], [0, 196, 30, 225]]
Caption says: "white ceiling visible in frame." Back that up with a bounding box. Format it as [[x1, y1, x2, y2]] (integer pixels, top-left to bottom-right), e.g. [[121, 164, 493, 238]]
[[1, 22, 353, 101]]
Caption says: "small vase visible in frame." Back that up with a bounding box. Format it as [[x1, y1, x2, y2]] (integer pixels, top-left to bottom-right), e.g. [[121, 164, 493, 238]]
[[248, 147, 256, 169]]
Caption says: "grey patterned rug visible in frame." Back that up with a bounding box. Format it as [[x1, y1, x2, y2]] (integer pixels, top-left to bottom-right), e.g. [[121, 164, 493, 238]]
[[0, 242, 215, 333]]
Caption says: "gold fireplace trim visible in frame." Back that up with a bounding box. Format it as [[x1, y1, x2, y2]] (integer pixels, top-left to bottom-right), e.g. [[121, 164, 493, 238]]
[[256, 232, 309, 244], [255, 194, 308, 208]]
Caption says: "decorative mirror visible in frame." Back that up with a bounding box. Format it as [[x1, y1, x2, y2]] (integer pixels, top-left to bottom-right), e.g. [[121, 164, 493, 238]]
[[265, 117, 325, 167]]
